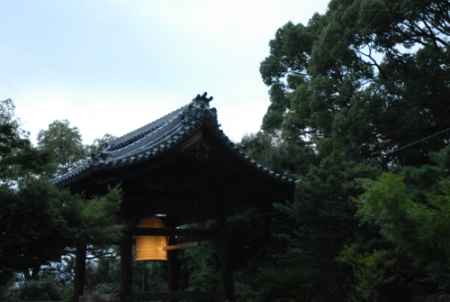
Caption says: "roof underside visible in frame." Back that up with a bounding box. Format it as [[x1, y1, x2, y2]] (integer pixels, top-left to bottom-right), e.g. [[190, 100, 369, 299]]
[[53, 94, 295, 189]]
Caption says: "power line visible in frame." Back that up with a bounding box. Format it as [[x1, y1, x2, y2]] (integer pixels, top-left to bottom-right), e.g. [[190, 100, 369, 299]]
[[385, 127, 450, 157]]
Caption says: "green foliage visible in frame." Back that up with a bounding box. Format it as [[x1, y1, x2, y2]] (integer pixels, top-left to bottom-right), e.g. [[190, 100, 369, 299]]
[[0, 99, 122, 291], [183, 242, 220, 293], [81, 251, 121, 296], [91, 255, 120, 291], [240, 131, 316, 174], [1, 277, 65, 302], [86, 133, 116, 156], [338, 246, 392, 302], [77, 188, 123, 244], [357, 151, 450, 291], [133, 261, 166, 294], [0, 99, 48, 181], [0, 179, 76, 272], [264, 156, 378, 301], [0, 179, 122, 282], [254, 0, 450, 300], [260, 0, 450, 165], [336, 147, 450, 301], [37, 119, 85, 174], [17, 279, 63, 301]]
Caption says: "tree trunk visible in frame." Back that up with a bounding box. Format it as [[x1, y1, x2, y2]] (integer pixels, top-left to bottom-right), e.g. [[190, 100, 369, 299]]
[[73, 244, 87, 302]]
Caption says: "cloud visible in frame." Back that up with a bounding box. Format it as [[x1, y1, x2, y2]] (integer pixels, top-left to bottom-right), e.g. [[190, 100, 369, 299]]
[[3, 1, 330, 145], [13, 87, 266, 144], [14, 88, 183, 144]]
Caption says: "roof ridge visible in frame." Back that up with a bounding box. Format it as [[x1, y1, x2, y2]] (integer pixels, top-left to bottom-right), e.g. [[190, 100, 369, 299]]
[[103, 110, 185, 157], [105, 105, 187, 152], [103, 92, 215, 154]]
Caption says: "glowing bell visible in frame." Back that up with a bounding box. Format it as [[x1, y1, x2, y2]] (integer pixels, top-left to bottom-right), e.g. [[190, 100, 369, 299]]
[[135, 218, 168, 261]]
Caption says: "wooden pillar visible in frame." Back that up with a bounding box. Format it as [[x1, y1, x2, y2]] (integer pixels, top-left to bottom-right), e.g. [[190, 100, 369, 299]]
[[218, 228, 234, 301], [73, 244, 86, 302], [216, 197, 235, 301], [168, 225, 179, 301], [120, 234, 133, 302], [223, 236, 234, 301]]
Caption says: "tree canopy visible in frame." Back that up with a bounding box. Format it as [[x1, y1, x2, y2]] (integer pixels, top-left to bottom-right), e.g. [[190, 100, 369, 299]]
[[37, 120, 85, 175], [260, 0, 449, 166], [0, 99, 122, 293], [249, 0, 450, 300]]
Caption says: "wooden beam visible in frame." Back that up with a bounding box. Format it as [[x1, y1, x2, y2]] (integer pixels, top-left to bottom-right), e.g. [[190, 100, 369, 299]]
[[166, 241, 200, 251], [167, 229, 179, 302], [133, 227, 171, 236], [215, 191, 235, 302], [133, 227, 216, 240]]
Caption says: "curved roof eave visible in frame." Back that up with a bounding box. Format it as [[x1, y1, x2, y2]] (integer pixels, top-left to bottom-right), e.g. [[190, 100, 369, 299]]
[[52, 93, 296, 188]]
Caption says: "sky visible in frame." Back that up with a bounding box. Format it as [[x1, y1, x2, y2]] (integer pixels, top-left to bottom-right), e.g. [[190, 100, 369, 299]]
[[1, 0, 330, 144]]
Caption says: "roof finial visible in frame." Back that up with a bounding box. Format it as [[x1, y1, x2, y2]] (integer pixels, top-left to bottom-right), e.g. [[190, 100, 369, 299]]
[[193, 92, 213, 108]]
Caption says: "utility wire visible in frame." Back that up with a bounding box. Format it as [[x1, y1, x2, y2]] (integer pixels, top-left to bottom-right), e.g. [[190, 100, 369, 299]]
[[385, 127, 450, 157]]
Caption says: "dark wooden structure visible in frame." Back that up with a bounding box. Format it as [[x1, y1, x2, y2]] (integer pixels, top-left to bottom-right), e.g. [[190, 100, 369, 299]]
[[55, 93, 295, 302]]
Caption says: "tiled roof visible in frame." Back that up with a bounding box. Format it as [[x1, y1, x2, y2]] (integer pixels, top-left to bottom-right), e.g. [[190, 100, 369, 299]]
[[53, 93, 295, 186]]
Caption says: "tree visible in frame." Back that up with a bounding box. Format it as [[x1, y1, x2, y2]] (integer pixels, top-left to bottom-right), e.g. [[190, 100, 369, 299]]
[[0, 99, 122, 293], [342, 147, 450, 301], [86, 133, 116, 157], [253, 0, 450, 300], [37, 120, 85, 174], [260, 0, 450, 165], [0, 99, 48, 181]]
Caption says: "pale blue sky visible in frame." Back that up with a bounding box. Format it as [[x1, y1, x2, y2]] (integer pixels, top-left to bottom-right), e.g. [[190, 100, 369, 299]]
[[1, 0, 329, 143]]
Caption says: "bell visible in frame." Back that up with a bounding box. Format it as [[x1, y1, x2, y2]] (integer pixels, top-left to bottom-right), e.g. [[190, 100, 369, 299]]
[[135, 217, 168, 261]]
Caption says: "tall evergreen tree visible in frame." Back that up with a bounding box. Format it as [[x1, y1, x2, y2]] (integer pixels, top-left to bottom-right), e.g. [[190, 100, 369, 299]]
[[253, 0, 450, 300]]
